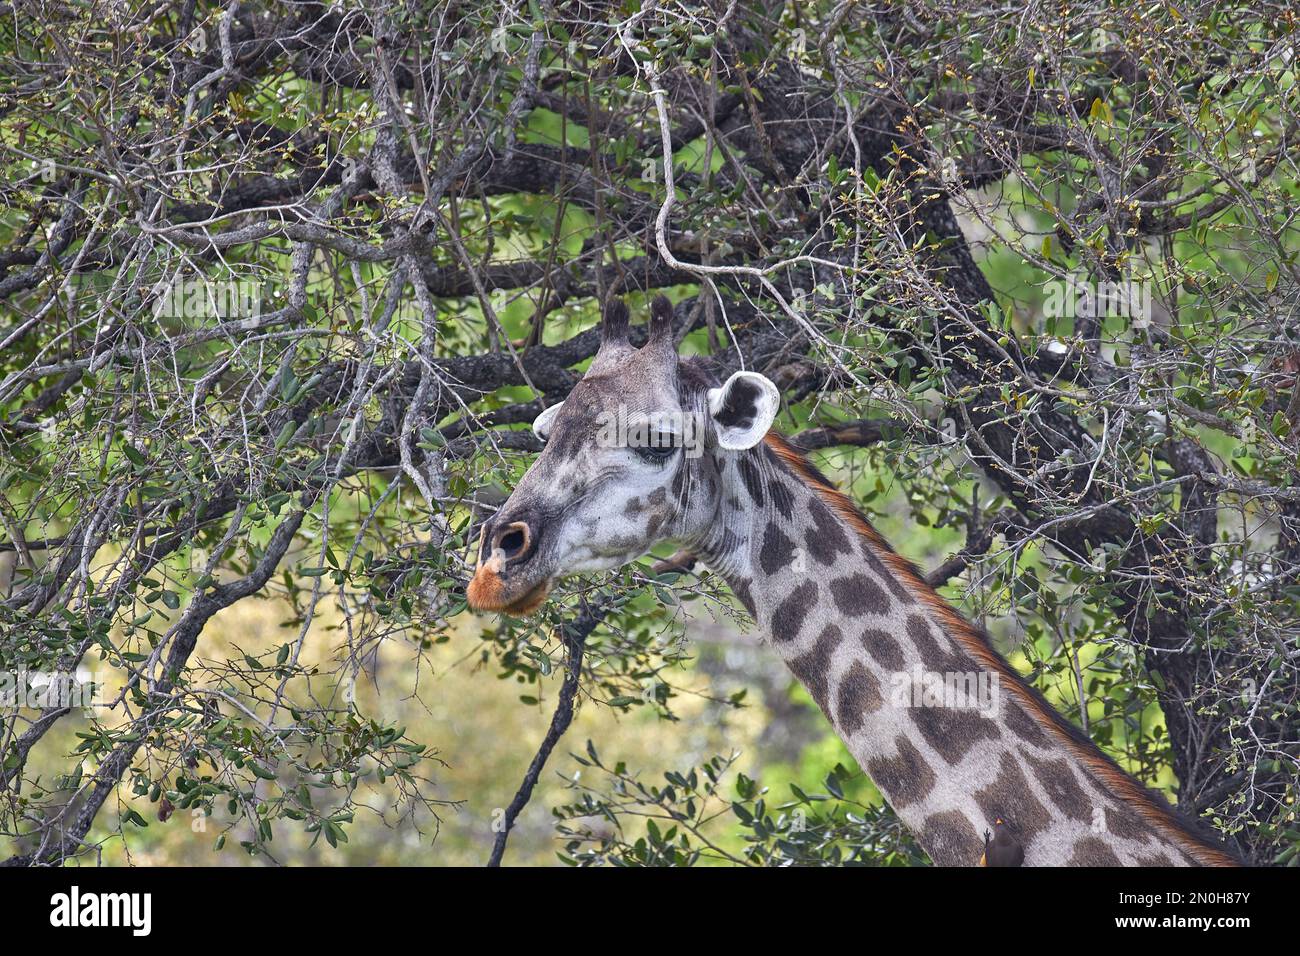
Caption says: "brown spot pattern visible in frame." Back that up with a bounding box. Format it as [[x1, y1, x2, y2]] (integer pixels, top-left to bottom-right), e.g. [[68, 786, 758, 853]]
[[973, 751, 1052, 846], [1069, 837, 1122, 866], [1025, 753, 1093, 823], [920, 810, 982, 866], [1135, 852, 1177, 867], [904, 613, 966, 672], [861, 543, 916, 605], [1003, 701, 1051, 749], [738, 456, 765, 508], [828, 573, 891, 616], [759, 522, 797, 576], [806, 499, 851, 564], [1105, 805, 1152, 841], [769, 479, 795, 519], [835, 660, 882, 735], [911, 702, 1000, 764], [861, 627, 904, 670], [866, 736, 936, 809], [787, 624, 843, 712], [771, 581, 818, 642]]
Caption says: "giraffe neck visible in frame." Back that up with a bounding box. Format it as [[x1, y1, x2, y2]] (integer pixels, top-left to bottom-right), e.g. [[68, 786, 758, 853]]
[[689, 433, 1235, 866]]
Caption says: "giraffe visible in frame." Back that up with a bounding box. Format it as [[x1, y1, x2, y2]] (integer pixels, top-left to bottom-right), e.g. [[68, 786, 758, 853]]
[[466, 295, 1241, 867]]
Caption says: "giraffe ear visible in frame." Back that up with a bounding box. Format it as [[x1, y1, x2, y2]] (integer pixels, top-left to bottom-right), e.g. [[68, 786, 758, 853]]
[[706, 371, 779, 450], [532, 402, 565, 442]]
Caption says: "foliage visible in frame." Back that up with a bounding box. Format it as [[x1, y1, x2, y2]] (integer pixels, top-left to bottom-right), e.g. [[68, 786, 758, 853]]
[[554, 742, 927, 866]]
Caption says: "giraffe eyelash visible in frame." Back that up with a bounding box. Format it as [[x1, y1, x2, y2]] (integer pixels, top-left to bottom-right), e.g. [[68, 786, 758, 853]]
[[633, 443, 677, 464]]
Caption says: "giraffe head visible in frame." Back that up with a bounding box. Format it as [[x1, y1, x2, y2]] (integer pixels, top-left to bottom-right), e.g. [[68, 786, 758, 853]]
[[466, 296, 779, 615]]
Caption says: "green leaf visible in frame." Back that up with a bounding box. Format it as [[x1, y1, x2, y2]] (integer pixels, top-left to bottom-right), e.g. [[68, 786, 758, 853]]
[[274, 420, 297, 450]]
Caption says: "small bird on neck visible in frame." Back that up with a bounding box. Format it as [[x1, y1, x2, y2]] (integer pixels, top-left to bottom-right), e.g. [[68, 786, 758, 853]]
[[980, 818, 1024, 867]]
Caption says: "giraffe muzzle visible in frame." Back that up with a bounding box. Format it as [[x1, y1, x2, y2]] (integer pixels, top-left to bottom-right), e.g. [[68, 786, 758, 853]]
[[466, 515, 552, 616]]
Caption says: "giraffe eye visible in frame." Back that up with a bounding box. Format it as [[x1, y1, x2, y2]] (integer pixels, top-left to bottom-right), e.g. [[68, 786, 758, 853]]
[[633, 438, 677, 464]]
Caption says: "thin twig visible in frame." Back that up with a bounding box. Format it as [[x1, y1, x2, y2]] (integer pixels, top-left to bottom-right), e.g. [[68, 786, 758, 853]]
[[486, 600, 608, 866]]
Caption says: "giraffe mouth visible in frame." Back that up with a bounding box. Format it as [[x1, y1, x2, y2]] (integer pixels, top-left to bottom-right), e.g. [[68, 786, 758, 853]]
[[466, 566, 553, 617], [497, 578, 552, 616]]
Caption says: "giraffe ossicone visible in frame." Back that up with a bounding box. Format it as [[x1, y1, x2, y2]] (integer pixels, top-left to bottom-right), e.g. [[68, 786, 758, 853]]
[[467, 295, 1240, 867]]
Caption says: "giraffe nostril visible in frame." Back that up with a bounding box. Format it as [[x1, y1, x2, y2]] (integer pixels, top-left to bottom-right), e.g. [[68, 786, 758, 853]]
[[493, 521, 533, 563]]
